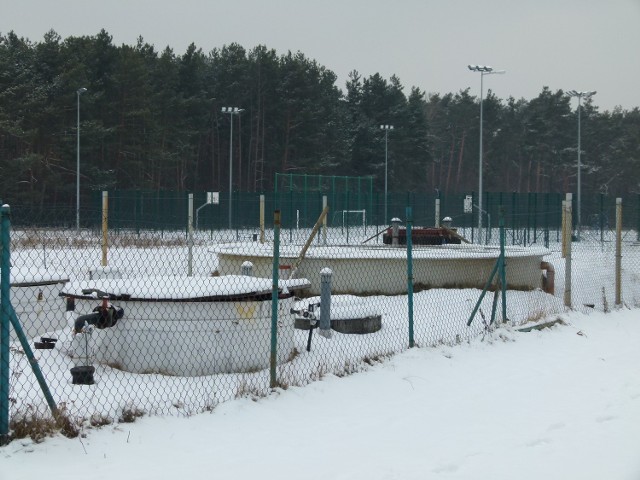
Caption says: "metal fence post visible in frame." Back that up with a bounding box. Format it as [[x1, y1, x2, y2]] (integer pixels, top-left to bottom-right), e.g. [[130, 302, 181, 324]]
[[637, 193, 640, 242], [319, 268, 332, 338], [1, 203, 9, 444], [406, 206, 414, 348], [322, 195, 328, 246], [616, 198, 622, 306], [260, 194, 265, 244], [600, 193, 605, 244], [187, 193, 193, 276], [561, 200, 567, 259], [101, 191, 108, 267], [564, 194, 572, 308], [270, 210, 281, 388]]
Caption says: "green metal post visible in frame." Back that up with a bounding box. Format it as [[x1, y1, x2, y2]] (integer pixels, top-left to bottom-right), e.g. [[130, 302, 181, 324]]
[[526, 192, 531, 245], [511, 191, 516, 245], [406, 207, 414, 348], [304, 174, 308, 228], [270, 210, 281, 389], [544, 193, 550, 248], [289, 190, 294, 242], [471, 191, 475, 244], [637, 194, 640, 242], [1, 203, 9, 443], [556, 193, 562, 243], [533, 192, 538, 244], [600, 193, 604, 243], [466, 259, 500, 326], [376, 190, 380, 240], [1, 205, 58, 432], [499, 210, 508, 322], [346, 190, 350, 244]]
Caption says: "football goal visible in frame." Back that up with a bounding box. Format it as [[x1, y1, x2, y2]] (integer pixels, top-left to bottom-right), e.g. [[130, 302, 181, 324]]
[[333, 209, 367, 231]]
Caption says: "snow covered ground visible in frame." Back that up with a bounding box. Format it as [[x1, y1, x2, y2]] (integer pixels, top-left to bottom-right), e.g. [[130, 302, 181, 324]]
[[3, 308, 640, 479], [2, 226, 640, 478]]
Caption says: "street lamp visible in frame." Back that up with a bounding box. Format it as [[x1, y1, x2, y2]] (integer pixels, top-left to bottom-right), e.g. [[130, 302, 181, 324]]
[[468, 65, 505, 244], [566, 90, 596, 241], [76, 87, 87, 233], [221, 106, 244, 230], [380, 124, 394, 224]]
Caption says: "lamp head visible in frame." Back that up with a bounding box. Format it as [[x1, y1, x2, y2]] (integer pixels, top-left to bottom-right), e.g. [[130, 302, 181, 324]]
[[468, 65, 496, 73]]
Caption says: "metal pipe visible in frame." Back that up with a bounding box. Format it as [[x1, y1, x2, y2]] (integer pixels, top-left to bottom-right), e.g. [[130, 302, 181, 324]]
[[270, 210, 281, 388], [615, 198, 622, 306], [76, 87, 87, 232], [567, 90, 596, 242], [468, 65, 505, 244], [406, 207, 414, 347], [319, 268, 332, 338], [540, 261, 555, 295], [1, 204, 10, 443], [101, 191, 108, 267]]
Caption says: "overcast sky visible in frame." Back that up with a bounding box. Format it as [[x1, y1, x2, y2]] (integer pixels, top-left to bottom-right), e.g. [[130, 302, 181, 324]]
[[1, 0, 638, 112]]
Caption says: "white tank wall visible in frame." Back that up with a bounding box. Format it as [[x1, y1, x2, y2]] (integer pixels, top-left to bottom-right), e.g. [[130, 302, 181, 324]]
[[217, 250, 545, 295], [71, 296, 295, 376], [10, 282, 67, 340]]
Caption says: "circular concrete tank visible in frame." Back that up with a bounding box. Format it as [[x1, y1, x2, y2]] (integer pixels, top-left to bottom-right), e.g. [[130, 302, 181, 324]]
[[212, 243, 551, 296]]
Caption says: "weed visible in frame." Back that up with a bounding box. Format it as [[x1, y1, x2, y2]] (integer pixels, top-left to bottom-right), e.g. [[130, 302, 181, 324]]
[[119, 405, 145, 423], [602, 286, 610, 313], [9, 404, 80, 443], [10, 409, 57, 443], [234, 377, 267, 400], [54, 405, 81, 438], [523, 309, 547, 324], [89, 413, 113, 428]]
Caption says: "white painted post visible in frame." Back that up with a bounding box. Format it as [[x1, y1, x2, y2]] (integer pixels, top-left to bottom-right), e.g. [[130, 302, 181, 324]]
[[435, 198, 441, 227]]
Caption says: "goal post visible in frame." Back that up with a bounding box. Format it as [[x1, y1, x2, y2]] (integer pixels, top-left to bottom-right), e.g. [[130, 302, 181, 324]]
[[333, 209, 367, 232]]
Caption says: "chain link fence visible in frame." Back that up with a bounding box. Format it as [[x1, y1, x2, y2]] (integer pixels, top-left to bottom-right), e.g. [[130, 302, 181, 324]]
[[2, 193, 639, 443]]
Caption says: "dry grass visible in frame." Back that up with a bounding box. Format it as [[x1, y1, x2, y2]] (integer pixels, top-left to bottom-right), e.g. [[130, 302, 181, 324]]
[[234, 377, 268, 400], [89, 413, 113, 427], [9, 404, 80, 443], [118, 405, 145, 423]]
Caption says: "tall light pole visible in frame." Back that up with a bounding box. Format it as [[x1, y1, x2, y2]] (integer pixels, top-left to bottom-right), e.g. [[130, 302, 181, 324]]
[[76, 87, 87, 233], [468, 65, 505, 244], [567, 90, 596, 241], [221, 107, 243, 230], [380, 124, 394, 224]]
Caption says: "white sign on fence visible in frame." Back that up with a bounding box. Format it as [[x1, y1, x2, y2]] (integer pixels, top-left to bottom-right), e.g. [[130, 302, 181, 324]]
[[464, 195, 473, 213], [207, 192, 220, 205]]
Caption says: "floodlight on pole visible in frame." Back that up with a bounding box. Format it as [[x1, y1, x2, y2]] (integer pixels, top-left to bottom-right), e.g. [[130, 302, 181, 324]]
[[467, 65, 505, 244], [76, 87, 87, 233], [380, 124, 394, 224], [566, 90, 596, 241], [221, 106, 244, 230]]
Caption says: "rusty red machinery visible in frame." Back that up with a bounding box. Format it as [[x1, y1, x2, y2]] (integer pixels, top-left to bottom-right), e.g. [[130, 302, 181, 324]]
[[382, 227, 463, 246]]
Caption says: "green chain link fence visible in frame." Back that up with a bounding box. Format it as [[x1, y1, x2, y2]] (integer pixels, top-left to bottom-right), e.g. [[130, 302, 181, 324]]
[[1, 192, 639, 444]]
